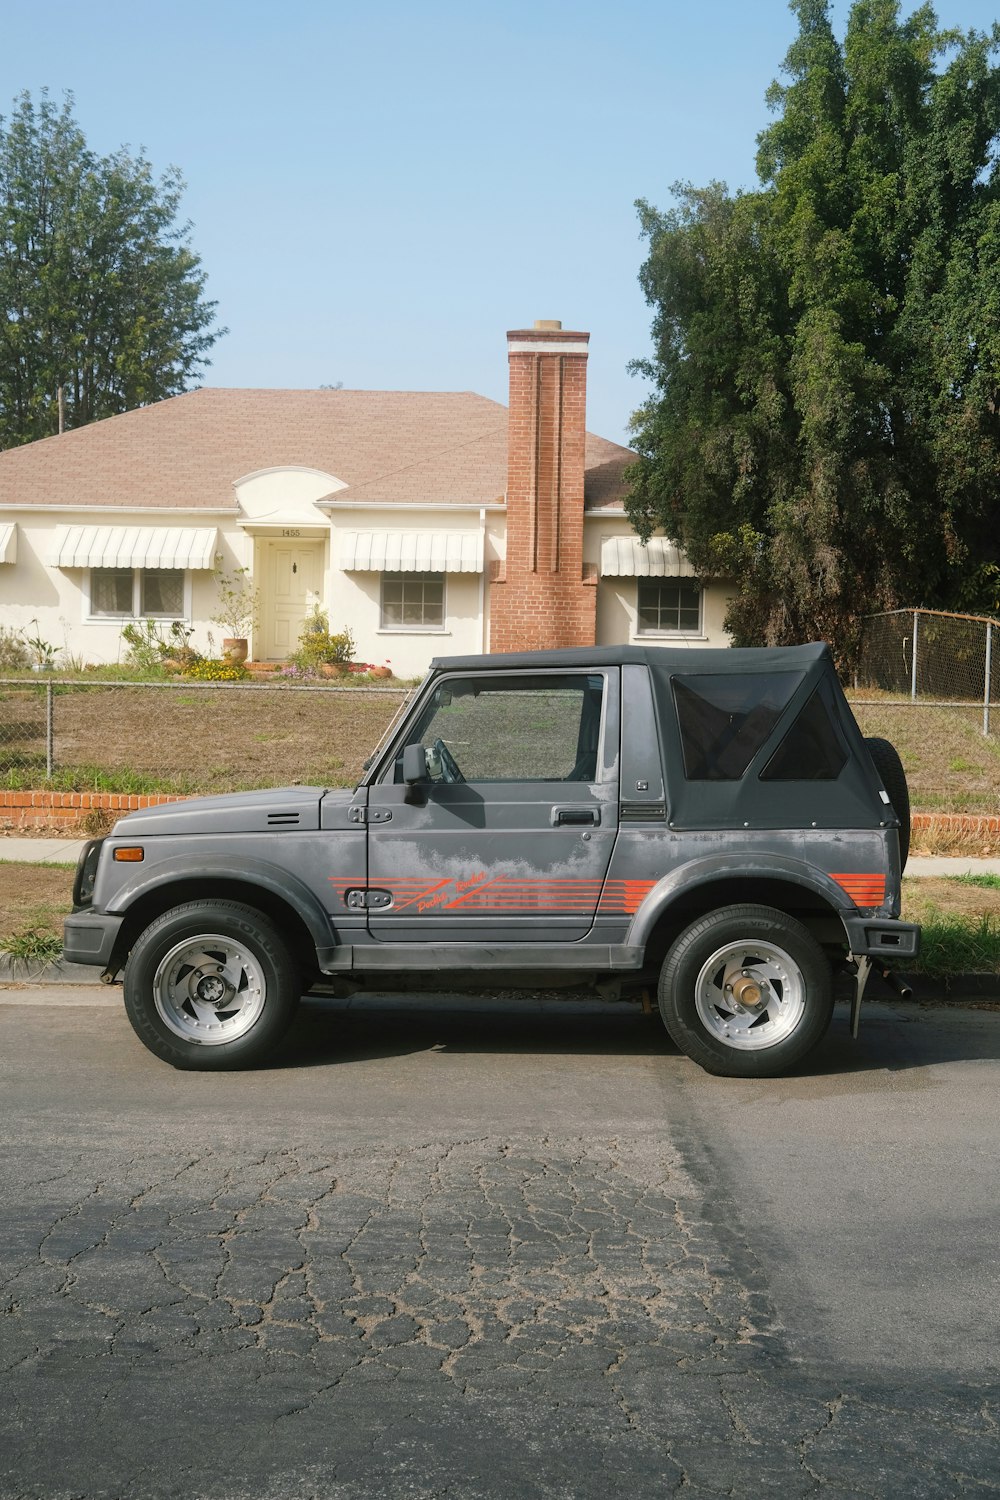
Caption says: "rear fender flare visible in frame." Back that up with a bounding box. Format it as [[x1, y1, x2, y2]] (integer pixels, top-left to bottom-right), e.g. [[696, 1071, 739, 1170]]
[[624, 854, 853, 951]]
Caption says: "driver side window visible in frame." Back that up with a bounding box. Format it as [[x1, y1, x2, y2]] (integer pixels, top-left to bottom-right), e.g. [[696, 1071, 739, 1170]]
[[389, 673, 605, 784]]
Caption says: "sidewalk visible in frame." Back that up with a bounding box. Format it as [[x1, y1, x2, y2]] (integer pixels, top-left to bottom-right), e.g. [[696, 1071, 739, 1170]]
[[0, 837, 90, 864]]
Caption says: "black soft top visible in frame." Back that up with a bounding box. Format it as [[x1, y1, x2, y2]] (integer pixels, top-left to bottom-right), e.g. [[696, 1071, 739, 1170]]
[[430, 642, 832, 675], [429, 642, 886, 831]]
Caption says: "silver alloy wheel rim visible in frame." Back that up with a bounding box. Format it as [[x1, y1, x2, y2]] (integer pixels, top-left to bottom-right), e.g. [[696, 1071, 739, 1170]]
[[693, 938, 806, 1051], [152, 932, 267, 1046]]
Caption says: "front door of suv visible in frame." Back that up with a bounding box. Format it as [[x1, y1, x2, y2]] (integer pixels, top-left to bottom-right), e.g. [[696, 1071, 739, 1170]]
[[364, 670, 619, 944]]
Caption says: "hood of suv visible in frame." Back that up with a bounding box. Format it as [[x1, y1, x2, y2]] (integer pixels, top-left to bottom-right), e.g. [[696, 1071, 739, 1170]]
[[110, 786, 336, 837]]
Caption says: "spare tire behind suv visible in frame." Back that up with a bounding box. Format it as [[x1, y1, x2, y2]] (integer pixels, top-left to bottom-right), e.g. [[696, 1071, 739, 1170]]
[[865, 737, 911, 870]]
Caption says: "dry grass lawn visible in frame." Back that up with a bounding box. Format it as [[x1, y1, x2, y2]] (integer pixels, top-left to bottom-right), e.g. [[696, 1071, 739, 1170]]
[[0, 683, 410, 793], [901, 876, 1000, 923], [851, 700, 1000, 816], [0, 860, 75, 942]]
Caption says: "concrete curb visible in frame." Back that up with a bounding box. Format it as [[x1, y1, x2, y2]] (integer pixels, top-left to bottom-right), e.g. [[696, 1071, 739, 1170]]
[[0, 955, 107, 985], [900, 972, 999, 999]]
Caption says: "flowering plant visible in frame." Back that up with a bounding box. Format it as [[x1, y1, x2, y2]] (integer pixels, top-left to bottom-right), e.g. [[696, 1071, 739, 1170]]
[[184, 657, 249, 682]]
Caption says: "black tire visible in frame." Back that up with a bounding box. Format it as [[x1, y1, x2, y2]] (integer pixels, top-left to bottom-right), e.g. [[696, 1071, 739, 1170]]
[[123, 900, 301, 1070], [658, 904, 835, 1078], [865, 736, 911, 869]]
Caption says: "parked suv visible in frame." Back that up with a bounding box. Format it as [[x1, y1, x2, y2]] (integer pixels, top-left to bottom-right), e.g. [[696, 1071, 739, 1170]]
[[65, 643, 918, 1077]]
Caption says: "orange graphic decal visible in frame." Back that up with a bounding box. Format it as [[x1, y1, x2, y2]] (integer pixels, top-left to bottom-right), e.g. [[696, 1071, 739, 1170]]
[[331, 872, 662, 916], [830, 872, 886, 907]]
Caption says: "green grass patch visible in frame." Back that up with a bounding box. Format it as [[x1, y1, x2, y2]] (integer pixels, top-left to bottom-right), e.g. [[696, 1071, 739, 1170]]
[[0, 765, 199, 795], [951, 873, 1000, 890], [0, 925, 63, 963], [913, 910, 1000, 978]]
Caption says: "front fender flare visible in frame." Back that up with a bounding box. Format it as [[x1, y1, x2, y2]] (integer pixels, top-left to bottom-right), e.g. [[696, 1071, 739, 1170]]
[[624, 853, 854, 952], [103, 854, 335, 952]]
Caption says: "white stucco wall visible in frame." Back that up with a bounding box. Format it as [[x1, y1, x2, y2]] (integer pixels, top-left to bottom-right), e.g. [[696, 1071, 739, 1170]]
[[0, 498, 730, 672], [0, 510, 240, 665], [325, 505, 494, 678], [585, 513, 732, 649]]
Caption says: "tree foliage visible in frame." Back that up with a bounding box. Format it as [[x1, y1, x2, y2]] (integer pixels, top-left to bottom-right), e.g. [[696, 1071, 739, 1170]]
[[627, 1, 1000, 653], [0, 90, 224, 448]]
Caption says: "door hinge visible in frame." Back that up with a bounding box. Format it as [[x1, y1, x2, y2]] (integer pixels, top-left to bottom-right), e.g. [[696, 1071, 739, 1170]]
[[345, 888, 393, 910], [348, 806, 392, 824]]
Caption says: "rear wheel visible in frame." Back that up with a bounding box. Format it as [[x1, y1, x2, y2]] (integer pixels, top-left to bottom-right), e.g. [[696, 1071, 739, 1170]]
[[123, 900, 301, 1070], [659, 905, 834, 1078]]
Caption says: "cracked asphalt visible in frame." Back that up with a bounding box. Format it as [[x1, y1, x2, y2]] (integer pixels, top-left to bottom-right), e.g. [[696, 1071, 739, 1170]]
[[1, 992, 999, 1497]]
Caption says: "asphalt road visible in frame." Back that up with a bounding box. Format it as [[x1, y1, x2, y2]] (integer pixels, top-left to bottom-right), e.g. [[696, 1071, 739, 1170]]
[[1, 991, 999, 1498]]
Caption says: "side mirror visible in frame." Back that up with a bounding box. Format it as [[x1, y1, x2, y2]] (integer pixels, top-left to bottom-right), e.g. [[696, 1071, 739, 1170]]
[[402, 743, 428, 803], [402, 743, 428, 784]]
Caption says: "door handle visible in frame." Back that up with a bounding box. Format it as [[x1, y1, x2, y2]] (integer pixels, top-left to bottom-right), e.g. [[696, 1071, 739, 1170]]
[[552, 806, 600, 826]]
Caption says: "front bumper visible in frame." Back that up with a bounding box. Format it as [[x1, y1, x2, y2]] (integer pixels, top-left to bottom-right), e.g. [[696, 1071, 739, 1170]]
[[843, 915, 920, 961], [63, 910, 124, 968]]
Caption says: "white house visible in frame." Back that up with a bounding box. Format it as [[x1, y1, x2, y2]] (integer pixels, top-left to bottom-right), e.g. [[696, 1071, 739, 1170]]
[[0, 322, 731, 672]]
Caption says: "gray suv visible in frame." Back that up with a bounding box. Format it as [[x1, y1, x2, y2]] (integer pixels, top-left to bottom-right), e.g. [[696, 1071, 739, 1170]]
[[65, 643, 918, 1077]]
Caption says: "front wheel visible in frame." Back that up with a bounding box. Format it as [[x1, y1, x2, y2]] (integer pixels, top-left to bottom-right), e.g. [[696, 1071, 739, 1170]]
[[123, 900, 301, 1070], [658, 905, 834, 1078]]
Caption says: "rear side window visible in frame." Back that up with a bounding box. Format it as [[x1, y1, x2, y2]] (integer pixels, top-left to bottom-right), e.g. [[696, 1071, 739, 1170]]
[[760, 690, 847, 781], [673, 672, 801, 780]]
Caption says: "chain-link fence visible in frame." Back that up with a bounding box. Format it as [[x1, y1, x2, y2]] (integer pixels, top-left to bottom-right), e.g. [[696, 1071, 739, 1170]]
[[855, 608, 1000, 735], [0, 679, 412, 793]]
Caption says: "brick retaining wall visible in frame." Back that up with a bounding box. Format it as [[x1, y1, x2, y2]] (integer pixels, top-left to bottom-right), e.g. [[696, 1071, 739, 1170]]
[[0, 790, 186, 831], [911, 812, 1000, 835]]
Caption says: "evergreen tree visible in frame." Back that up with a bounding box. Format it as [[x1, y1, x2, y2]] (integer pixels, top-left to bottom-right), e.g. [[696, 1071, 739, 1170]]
[[628, 1, 1000, 651], [0, 90, 224, 447]]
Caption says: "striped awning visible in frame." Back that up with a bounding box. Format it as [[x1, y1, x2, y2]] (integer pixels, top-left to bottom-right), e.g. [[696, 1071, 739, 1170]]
[[0, 523, 15, 564], [53, 526, 219, 570], [600, 535, 696, 578], [338, 530, 484, 573]]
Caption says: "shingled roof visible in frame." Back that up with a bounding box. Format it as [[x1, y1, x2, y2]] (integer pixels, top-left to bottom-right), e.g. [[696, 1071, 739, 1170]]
[[0, 388, 634, 511]]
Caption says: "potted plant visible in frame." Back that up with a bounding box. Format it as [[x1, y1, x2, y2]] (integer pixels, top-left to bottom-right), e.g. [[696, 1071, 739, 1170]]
[[213, 568, 260, 663], [25, 619, 57, 671]]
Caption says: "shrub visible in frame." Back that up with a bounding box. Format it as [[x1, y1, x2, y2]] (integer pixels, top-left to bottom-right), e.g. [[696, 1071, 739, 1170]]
[[0, 627, 31, 671], [121, 620, 200, 673], [292, 620, 355, 670]]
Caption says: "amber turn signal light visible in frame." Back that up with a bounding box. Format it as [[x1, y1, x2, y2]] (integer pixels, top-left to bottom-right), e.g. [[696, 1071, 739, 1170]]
[[112, 847, 144, 862]]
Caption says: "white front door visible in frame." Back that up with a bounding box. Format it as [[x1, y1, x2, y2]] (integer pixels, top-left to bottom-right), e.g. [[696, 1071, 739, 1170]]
[[256, 539, 325, 660]]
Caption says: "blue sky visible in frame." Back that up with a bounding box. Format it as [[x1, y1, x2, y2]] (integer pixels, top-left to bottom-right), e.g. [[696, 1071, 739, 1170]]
[[2, 0, 998, 443]]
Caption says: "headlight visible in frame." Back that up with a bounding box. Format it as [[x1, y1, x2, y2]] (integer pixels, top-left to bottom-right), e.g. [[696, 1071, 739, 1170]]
[[72, 838, 105, 908]]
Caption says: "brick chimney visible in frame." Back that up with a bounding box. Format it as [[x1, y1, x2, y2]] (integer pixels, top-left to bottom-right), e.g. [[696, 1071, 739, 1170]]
[[488, 320, 597, 653]]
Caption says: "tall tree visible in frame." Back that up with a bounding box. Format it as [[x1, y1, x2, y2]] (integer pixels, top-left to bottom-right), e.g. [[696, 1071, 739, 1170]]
[[0, 90, 224, 447], [627, 1, 1000, 653]]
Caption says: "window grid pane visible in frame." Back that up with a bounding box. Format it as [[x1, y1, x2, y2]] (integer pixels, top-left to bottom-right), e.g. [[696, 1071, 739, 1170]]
[[381, 572, 445, 629], [140, 569, 184, 616], [92, 567, 187, 619], [637, 579, 701, 634], [91, 569, 133, 616]]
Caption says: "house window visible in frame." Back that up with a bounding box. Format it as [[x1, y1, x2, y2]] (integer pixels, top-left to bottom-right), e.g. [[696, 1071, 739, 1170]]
[[90, 568, 186, 619], [381, 572, 445, 630], [636, 578, 702, 635]]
